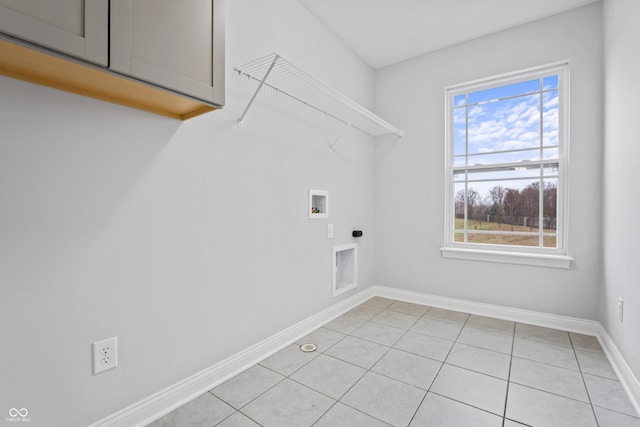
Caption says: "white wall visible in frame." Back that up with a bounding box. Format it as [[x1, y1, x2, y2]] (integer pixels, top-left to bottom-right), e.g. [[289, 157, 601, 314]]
[[602, 0, 640, 380], [374, 4, 603, 319], [0, 1, 376, 425]]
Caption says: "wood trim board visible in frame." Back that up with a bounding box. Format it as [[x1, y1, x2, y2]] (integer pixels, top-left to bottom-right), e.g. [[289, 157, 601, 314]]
[[0, 37, 216, 120]]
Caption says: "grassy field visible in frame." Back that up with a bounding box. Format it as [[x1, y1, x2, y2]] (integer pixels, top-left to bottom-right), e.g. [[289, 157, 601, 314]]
[[455, 219, 556, 247]]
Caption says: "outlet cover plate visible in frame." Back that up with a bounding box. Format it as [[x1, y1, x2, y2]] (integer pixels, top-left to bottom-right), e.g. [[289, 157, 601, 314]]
[[93, 336, 118, 375]]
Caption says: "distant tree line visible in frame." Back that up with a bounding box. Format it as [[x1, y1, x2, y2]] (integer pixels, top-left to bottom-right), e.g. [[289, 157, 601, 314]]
[[455, 182, 557, 230]]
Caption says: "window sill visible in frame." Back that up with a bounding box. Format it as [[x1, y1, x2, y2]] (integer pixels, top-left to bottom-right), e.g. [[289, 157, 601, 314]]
[[440, 247, 573, 269]]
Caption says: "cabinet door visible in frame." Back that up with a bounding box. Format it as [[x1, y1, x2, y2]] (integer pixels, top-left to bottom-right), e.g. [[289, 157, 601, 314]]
[[110, 0, 225, 106], [0, 0, 108, 65]]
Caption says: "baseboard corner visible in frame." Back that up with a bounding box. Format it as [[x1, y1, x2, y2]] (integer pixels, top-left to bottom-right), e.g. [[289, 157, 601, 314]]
[[596, 323, 640, 417]]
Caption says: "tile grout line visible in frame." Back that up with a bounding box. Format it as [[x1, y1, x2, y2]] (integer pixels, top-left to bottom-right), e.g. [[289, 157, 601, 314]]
[[334, 299, 415, 426], [310, 299, 403, 426], [208, 379, 268, 427], [210, 407, 249, 427], [346, 299, 431, 425], [254, 345, 339, 426], [406, 307, 472, 426], [287, 332, 354, 427], [220, 366, 286, 426], [363, 301, 423, 425], [506, 380, 595, 405], [501, 321, 516, 427], [396, 306, 438, 427], [217, 409, 264, 427], [510, 353, 580, 373], [320, 329, 452, 393], [505, 328, 605, 424], [570, 333, 601, 427], [228, 358, 316, 424], [427, 390, 508, 419]]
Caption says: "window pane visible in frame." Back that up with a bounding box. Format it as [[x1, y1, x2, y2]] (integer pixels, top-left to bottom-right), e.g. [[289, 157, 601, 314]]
[[518, 183, 540, 229], [454, 182, 466, 229], [468, 79, 540, 105], [507, 182, 536, 217], [467, 93, 540, 155], [452, 176, 557, 249], [451, 182, 535, 233], [454, 94, 466, 107], [543, 90, 559, 146], [454, 107, 466, 156], [543, 178, 558, 243], [543, 75, 558, 90], [465, 232, 540, 247], [464, 186, 483, 222], [543, 147, 559, 160], [543, 236, 557, 248]]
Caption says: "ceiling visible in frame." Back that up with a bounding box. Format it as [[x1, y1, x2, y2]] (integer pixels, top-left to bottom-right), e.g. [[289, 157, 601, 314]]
[[298, 0, 599, 69]]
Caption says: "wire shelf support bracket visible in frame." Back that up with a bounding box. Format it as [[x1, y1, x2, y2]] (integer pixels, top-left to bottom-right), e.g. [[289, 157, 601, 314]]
[[234, 53, 403, 138]]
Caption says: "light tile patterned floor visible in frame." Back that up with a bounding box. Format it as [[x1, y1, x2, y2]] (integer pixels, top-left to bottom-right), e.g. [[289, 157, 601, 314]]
[[148, 297, 640, 427]]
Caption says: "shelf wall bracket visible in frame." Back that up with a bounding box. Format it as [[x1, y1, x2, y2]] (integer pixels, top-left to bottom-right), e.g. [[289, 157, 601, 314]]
[[238, 54, 280, 127], [328, 112, 358, 152]]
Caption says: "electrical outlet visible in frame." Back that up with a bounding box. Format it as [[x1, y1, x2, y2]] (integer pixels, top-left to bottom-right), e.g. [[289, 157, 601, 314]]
[[618, 298, 624, 323], [93, 336, 118, 375], [328, 223, 334, 239]]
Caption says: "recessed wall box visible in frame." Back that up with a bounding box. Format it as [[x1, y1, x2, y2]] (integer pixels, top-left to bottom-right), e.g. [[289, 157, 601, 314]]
[[309, 189, 328, 219], [333, 243, 357, 297]]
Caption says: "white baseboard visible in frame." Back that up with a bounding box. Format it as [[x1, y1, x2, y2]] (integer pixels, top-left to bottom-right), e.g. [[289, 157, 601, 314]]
[[374, 285, 639, 416], [597, 324, 640, 417], [88, 287, 374, 427], [374, 285, 599, 335], [90, 284, 640, 426]]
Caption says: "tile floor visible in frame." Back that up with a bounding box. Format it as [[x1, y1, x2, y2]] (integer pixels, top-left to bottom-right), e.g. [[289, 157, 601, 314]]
[[148, 297, 640, 427]]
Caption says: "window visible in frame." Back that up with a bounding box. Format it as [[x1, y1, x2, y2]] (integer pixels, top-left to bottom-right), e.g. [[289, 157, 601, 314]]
[[442, 63, 572, 268]]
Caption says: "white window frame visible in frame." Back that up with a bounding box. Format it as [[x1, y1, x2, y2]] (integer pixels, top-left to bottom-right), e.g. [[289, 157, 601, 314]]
[[441, 62, 573, 269]]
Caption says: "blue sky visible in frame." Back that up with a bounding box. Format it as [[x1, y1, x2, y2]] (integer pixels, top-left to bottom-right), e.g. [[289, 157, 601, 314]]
[[452, 75, 560, 199]]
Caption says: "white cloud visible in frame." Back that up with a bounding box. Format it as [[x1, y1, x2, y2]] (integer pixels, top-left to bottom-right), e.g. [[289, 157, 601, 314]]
[[468, 105, 484, 119], [463, 92, 559, 157], [543, 92, 559, 109]]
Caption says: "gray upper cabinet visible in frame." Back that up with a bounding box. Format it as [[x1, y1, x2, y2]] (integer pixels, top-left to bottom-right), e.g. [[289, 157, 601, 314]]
[[0, 0, 108, 65], [0, 0, 224, 116], [110, 0, 225, 106]]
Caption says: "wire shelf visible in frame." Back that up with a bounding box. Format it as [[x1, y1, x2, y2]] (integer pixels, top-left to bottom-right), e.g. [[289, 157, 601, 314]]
[[234, 53, 403, 137]]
